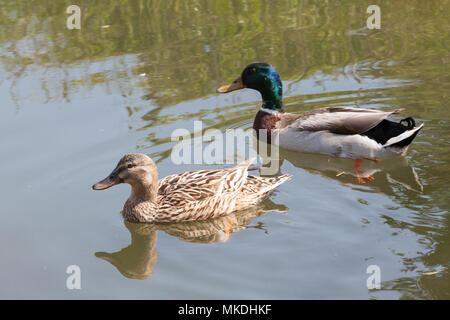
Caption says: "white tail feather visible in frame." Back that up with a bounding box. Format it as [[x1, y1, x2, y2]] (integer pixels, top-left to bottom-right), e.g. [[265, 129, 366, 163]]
[[383, 124, 424, 148]]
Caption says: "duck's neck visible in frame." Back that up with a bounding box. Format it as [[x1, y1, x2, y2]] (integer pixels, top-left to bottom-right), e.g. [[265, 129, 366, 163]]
[[261, 99, 283, 113], [254, 84, 284, 135], [124, 178, 159, 223], [259, 78, 284, 112], [130, 179, 158, 203]]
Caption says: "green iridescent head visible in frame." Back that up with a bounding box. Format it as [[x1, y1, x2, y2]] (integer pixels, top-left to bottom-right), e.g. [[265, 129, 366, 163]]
[[217, 62, 284, 112]]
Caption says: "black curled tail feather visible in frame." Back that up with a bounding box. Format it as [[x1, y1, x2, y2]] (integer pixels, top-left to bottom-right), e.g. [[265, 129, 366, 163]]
[[362, 117, 417, 145], [400, 117, 415, 130]]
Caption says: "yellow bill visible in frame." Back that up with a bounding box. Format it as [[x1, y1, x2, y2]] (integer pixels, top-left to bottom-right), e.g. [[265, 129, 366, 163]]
[[216, 77, 245, 93]]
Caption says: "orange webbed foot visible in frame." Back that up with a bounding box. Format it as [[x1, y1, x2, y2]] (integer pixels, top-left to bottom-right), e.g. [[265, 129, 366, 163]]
[[353, 159, 375, 184], [222, 217, 235, 242], [364, 157, 382, 163]]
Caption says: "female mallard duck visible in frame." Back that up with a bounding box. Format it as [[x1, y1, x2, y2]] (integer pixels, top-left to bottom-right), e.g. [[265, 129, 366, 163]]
[[92, 154, 290, 223], [217, 62, 424, 183]]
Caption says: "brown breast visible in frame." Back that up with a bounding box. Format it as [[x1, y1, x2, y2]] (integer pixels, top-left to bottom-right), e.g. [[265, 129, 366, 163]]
[[252, 110, 281, 144]]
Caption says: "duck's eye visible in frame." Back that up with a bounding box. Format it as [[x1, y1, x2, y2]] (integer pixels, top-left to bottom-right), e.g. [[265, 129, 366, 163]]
[[127, 164, 135, 169], [233, 80, 237, 84]]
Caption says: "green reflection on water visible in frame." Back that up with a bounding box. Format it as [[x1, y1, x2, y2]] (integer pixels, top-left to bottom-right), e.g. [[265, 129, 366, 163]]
[[1, 0, 448, 107]]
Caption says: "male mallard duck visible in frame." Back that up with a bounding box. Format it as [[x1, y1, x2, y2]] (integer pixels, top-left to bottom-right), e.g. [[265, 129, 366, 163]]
[[92, 154, 290, 223], [217, 62, 424, 183]]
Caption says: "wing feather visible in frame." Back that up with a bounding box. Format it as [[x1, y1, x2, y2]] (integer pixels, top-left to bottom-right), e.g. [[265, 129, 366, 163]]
[[288, 107, 403, 135], [157, 158, 255, 207]]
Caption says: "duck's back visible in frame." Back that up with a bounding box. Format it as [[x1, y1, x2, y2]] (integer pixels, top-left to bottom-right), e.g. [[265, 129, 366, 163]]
[[155, 160, 290, 222], [155, 160, 253, 222]]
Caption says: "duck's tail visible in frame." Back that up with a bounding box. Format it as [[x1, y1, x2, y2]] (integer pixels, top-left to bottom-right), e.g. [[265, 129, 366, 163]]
[[383, 119, 424, 149], [257, 174, 292, 195], [237, 174, 291, 208]]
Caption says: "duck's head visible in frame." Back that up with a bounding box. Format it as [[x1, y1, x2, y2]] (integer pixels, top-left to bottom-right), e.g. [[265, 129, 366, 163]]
[[92, 154, 158, 196], [217, 62, 283, 112]]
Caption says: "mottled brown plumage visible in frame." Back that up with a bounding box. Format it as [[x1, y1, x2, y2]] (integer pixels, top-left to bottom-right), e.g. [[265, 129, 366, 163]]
[[93, 154, 290, 223]]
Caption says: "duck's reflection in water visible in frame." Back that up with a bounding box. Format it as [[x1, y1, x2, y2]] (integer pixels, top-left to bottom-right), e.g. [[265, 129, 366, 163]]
[[95, 199, 288, 279], [261, 147, 423, 194]]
